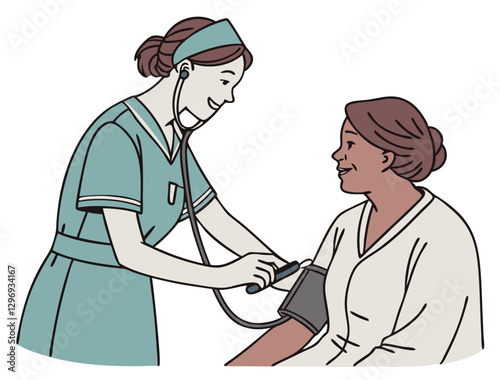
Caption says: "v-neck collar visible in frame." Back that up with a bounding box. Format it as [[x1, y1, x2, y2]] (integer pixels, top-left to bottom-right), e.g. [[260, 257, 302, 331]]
[[124, 97, 183, 163], [357, 188, 434, 260]]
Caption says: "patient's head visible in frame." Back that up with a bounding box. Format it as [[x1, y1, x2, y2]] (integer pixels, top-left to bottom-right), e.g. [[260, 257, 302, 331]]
[[333, 97, 446, 193]]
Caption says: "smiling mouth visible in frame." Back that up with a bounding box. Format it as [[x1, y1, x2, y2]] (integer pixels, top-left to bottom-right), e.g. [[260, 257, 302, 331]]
[[337, 167, 352, 177], [208, 98, 220, 110]]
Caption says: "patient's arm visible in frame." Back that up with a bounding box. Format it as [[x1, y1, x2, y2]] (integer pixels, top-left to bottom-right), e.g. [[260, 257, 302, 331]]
[[226, 318, 314, 366], [228, 221, 336, 366], [227, 262, 328, 366]]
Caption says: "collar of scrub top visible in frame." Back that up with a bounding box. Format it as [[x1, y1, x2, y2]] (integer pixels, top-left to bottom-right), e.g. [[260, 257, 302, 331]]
[[124, 97, 183, 164], [172, 19, 244, 65], [125, 20, 244, 162]]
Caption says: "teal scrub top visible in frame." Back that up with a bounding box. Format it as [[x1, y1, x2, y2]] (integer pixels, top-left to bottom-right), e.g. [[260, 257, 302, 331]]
[[18, 97, 216, 366], [61, 96, 215, 248]]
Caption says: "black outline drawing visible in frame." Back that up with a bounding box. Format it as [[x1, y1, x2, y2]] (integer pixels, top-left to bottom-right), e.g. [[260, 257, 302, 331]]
[[228, 97, 484, 367]]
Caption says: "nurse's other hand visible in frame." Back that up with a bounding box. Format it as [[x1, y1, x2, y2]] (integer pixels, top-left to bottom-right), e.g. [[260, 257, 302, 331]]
[[219, 253, 283, 290]]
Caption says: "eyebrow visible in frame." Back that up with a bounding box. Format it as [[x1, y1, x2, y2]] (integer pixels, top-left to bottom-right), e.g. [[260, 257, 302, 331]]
[[221, 70, 235, 75], [344, 130, 358, 135]]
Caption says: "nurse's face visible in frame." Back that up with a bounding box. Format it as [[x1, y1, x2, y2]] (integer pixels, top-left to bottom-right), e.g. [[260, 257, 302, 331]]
[[332, 119, 392, 194], [178, 56, 245, 122]]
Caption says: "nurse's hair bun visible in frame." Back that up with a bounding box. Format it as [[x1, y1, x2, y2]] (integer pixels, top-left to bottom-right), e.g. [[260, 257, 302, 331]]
[[345, 97, 447, 182], [135, 35, 169, 77], [135, 17, 252, 78]]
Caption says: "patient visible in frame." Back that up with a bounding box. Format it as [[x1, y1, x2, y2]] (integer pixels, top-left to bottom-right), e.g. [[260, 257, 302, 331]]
[[227, 96, 484, 366]]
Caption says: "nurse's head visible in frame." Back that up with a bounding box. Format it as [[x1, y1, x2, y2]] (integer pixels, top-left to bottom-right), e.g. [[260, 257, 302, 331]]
[[332, 97, 447, 194], [135, 17, 252, 121]]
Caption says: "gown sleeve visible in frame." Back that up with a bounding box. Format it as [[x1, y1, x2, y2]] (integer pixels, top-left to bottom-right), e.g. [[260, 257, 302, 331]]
[[312, 221, 342, 269], [277, 218, 344, 334], [77, 123, 142, 213]]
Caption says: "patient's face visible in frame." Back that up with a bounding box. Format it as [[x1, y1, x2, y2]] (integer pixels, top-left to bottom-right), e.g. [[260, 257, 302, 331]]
[[332, 119, 389, 194]]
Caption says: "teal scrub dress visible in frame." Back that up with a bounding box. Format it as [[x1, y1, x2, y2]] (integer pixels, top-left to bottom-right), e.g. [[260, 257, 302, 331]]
[[17, 97, 216, 366]]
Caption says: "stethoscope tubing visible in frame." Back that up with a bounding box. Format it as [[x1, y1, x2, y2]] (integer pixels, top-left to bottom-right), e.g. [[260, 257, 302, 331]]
[[176, 76, 289, 328]]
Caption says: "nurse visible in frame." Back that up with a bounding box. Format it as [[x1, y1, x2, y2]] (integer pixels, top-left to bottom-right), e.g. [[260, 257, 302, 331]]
[[17, 17, 286, 366], [228, 96, 484, 366]]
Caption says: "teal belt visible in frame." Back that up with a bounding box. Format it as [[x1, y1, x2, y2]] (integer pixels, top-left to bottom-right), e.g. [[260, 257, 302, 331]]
[[51, 233, 121, 267]]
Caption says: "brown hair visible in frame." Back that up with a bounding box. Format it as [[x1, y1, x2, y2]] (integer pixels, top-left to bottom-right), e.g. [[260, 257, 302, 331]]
[[135, 17, 252, 77], [345, 97, 446, 182]]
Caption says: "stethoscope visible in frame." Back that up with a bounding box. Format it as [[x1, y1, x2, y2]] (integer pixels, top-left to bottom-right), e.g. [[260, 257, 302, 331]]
[[173, 68, 298, 329]]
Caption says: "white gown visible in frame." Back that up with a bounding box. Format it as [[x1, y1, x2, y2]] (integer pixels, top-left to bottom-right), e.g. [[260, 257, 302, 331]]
[[279, 188, 483, 366]]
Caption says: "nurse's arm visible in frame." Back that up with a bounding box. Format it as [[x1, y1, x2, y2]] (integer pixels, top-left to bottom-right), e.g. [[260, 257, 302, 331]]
[[103, 208, 281, 290], [197, 198, 297, 290], [197, 198, 286, 261]]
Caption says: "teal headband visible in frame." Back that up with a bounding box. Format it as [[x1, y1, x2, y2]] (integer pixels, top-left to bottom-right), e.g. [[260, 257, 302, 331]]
[[172, 19, 244, 65]]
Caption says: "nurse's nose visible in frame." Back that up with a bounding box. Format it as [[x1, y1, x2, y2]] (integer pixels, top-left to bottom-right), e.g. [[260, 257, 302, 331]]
[[224, 88, 235, 104]]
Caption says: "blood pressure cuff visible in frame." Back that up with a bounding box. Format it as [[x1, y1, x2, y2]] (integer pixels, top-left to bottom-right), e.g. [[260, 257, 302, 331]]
[[278, 264, 327, 334]]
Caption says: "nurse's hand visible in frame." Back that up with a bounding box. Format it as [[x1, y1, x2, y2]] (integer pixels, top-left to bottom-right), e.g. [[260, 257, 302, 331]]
[[219, 253, 283, 290]]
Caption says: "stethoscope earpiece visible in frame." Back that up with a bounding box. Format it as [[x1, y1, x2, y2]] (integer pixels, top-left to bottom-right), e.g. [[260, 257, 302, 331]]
[[173, 69, 205, 132]]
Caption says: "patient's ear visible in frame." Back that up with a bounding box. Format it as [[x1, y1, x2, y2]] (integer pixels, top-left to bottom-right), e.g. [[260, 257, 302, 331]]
[[381, 151, 395, 172]]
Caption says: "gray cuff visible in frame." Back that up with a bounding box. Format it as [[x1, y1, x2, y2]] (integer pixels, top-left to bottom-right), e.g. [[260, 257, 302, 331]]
[[278, 264, 327, 334]]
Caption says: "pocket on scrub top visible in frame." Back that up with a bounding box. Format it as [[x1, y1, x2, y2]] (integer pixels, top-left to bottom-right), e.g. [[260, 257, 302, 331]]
[[168, 182, 183, 205]]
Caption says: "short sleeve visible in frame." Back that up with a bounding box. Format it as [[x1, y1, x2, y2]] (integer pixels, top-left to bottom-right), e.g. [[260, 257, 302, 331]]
[[77, 123, 142, 213], [179, 147, 216, 220]]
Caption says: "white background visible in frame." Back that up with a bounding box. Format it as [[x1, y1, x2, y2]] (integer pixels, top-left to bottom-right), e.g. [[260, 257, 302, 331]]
[[1, 0, 499, 379]]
